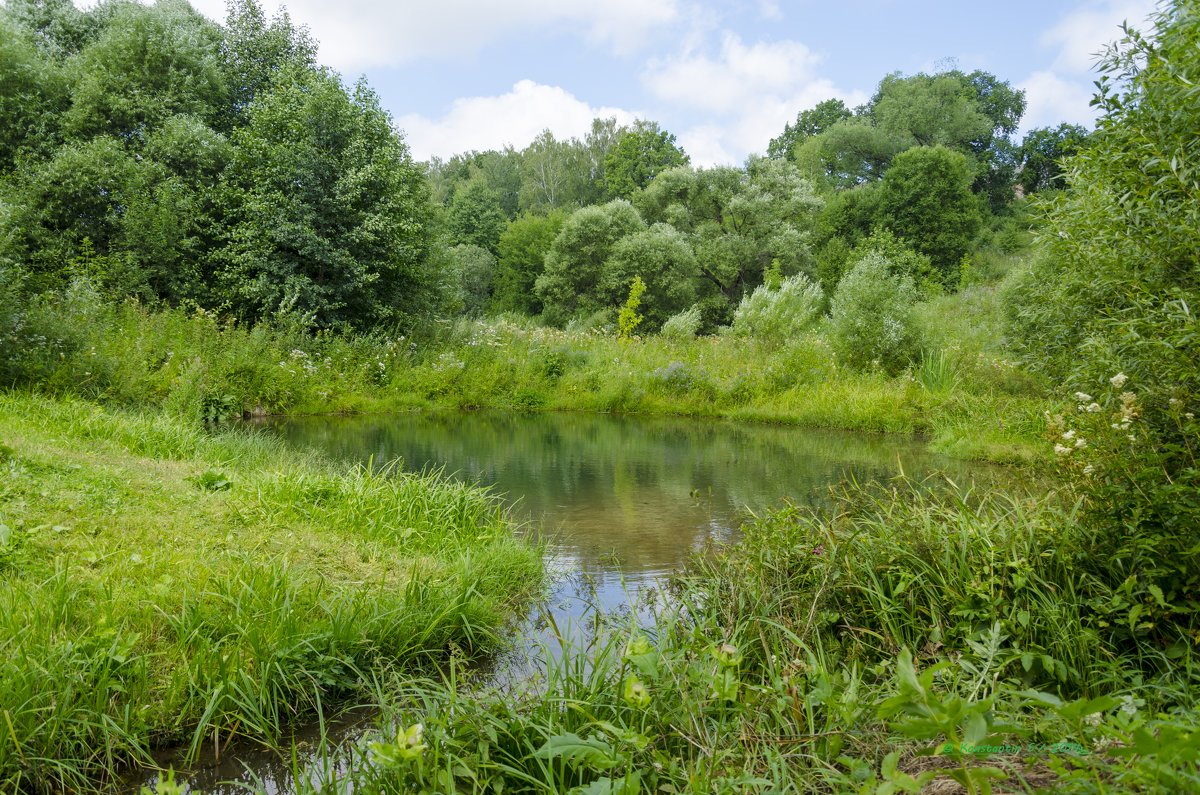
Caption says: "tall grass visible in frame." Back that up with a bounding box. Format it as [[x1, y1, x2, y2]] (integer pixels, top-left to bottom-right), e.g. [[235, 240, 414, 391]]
[[267, 480, 1198, 795], [0, 393, 541, 793]]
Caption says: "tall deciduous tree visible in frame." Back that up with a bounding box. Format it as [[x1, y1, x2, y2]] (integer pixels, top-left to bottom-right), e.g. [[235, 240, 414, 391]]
[[877, 145, 981, 284], [216, 70, 434, 328], [1017, 123, 1091, 193], [535, 200, 645, 324], [63, 1, 227, 144], [603, 120, 688, 200], [768, 98, 853, 159], [493, 210, 565, 315]]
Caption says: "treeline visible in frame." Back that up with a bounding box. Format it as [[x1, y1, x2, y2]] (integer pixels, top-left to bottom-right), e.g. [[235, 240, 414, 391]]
[[1, 0, 439, 329], [1, 0, 1088, 336], [420, 71, 1089, 331]]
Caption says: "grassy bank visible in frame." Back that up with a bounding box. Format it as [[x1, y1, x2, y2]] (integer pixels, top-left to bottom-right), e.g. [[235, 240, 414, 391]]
[[273, 483, 1199, 794], [3, 272, 1052, 465], [0, 392, 541, 792]]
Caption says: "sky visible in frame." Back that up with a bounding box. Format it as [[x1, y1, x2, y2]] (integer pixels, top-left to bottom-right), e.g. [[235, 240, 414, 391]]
[[180, 0, 1159, 166]]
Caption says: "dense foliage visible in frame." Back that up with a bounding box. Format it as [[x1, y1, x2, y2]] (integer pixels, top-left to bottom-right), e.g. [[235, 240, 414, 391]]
[[1007, 1, 1200, 651]]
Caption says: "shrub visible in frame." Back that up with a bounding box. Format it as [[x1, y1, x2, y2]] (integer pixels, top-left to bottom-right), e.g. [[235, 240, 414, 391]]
[[828, 251, 921, 373], [730, 273, 823, 342], [659, 305, 702, 340]]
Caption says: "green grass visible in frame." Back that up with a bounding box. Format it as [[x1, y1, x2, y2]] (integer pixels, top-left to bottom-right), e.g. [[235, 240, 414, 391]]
[[0, 392, 541, 793], [2, 275, 1056, 466], [258, 479, 1199, 794]]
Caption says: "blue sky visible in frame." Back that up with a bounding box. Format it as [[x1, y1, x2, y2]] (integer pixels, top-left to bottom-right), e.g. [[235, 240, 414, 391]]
[[184, 0, 1158, 165]]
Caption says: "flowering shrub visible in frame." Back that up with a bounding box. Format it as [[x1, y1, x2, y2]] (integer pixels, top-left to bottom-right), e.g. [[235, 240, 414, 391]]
[[1049, 372, 1199, 652]]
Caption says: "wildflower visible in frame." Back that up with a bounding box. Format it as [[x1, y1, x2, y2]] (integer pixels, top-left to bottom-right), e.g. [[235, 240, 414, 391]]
[[1169, 398, 1181, 408], [1074, 392, 1093, 402], [1061, 430, 1076, 440], [1083, 464, 1094, 475], [1074, 437, 1087, 449], [1187, 413, 1195, 420], [1054, 444, 1072, 456], [1086, 402, 1102, 413], [1110, 372, 1128, 388], [623, 676, 651, 709], [714, 643, 742, 667]]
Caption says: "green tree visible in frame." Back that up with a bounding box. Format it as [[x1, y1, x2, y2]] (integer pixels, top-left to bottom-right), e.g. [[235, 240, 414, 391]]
[[0, 0, 99, 61], [0, 136, 146, 290], [829, 250, 922, 373], [215, 70, 434, 328], [446, 179, 507, 254], [63, 1, 227, 144], [1017, 123, 1091, 194], [519, 129, 577, 212], [603, 120, 688, 200], [1007, 0, 1200, 652], [493, 210, 565, 315], [0, 17, 67, 169], [444, 244, 496, 316], [535, 200, 645, 324], [219, 0, 317, 129], [792, 118, 905, 189], [603, 224, 697, 330], [768, 98, 853, 159], [877, 145, 981, 285]]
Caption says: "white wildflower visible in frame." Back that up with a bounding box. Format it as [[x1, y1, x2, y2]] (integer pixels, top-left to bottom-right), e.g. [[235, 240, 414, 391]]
[[1110, 373, 1128, 388], [1054, 444, 1072, 456], [1086, 402, 1102, 413], [1074, 392, 1093, 402], [1075, 437, 1087, 449], [1062, 430, 1076, 441], [1083, 464, 1095, 475]]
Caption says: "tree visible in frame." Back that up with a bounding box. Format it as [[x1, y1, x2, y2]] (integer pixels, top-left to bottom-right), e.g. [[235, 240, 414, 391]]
[[829, 251, 922, 373], [63, 1, 227, 145], [877, 145, 981, 284], [0, 17, 67, 169], [444, 244, 495, 316], [215, 70, 435, 328], [768, 98, 853, 159], [219, 0, 317, 129], [446, 179, 507, 254], [0, 0, 99, 61], [1006, 1, 1200, 650], [1017, 123, 1091, 193], [493, 210, 565, 315], [603, 224, 697, 330], [792, 118, 905, 189], [603, 120, 688, 200], [535, 200, 645, 324], [0, 136, 146, 291], [519, 129, 575, 212]]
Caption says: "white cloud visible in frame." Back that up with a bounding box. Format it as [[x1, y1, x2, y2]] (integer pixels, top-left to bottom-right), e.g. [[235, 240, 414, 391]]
[[643, 33, 864, 165], [1017, 0, 1156, 132], [1019, 70, 1096, 130], [1041, 0, 1156, 73], [397, 80, 638, 161], [186, 0, 680, 71]]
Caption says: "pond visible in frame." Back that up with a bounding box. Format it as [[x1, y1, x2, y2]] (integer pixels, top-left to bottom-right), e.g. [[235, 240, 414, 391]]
[[129, 410, 1001, 793]]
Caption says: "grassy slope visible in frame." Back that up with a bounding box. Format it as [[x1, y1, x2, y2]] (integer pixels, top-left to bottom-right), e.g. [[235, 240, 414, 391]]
[[0, 393, 540, 792]]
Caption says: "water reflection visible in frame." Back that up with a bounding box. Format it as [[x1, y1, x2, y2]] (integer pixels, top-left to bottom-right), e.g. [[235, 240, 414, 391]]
[[269, 410, 985, 587], [130, 410, 998, 792]]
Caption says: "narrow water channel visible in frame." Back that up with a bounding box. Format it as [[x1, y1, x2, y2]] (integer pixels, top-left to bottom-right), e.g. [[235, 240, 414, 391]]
[[130, 410, 998, 793]]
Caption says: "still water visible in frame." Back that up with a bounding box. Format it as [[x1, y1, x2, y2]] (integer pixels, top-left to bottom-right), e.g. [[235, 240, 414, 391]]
[[132, 410, 996, 792], [268, 410, 987, 600]]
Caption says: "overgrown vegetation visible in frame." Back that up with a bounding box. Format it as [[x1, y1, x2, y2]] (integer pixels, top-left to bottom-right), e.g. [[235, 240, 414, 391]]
[[3, 0, 1198, 791], [0, 394, 540, 792]]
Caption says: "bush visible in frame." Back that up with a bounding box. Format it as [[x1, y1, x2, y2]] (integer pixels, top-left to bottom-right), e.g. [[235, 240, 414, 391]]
[[659, 305, 702, 340], [828, 251, 921, 373], [730, 273, 823, 342], [1006, 2, 1200, 650]]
